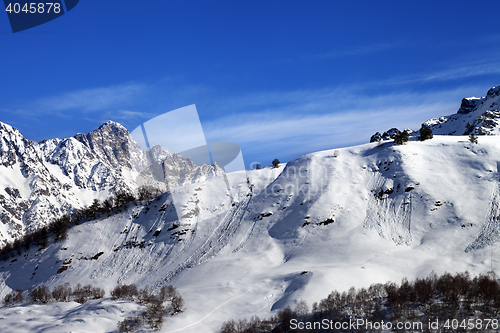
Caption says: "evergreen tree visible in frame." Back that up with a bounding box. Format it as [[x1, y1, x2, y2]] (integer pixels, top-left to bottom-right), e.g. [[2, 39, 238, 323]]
[[272, 159, 280, 168], [469, 133, 478, 144], [39, 227, 48, 248], [103, 198, 113, 216], [54, 215, 70, 241], [394, 131, 409, 145], [89, 199, 101, 218], [419, 126, 433, 141]]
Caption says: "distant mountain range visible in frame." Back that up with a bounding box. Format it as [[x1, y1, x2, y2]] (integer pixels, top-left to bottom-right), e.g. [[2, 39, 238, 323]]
[[0, 121, 223, 244]]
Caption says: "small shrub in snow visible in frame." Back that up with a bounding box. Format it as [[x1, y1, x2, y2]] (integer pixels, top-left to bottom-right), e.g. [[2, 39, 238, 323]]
[[220, 320, 237, 333], [112, 284, 184, 331], [171, 294, 184, 313], [3, 289, 23, 306], [159, 285, 177, 302], [117, 316, 142, 333], [141, 298, 164, 330], [418, 126, 433, 141], [272, 158, 280, 168], [29, 285, 52, 304], [137, 185, 161, 201], [469, 133, 478, 144], [74, 283, 105, 303], [111, 284, 139, 301], [91, 286, 105, 299], [138, 285, 155, 304], [393, 131, 409, 145], [52, 283, 72, 302]]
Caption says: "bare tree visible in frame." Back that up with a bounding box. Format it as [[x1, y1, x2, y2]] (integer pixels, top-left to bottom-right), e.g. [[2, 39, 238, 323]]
[[295, 299, 309, 319], [3, 289, 23, 306], [52, 283, 72, 302]]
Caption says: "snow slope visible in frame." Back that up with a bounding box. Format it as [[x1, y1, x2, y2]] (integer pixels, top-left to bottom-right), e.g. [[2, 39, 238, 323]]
[[0, 121, 225, 245], [1, 135, 500, 332], [372, 84, 500, 141]]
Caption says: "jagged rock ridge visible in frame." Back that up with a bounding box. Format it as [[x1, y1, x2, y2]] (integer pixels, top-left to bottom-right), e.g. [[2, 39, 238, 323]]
[[0, 121, 223, 244], [370, 84, 500, 142]]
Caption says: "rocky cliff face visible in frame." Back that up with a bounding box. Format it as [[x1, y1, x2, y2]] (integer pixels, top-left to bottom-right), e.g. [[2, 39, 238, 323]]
[[0, 121, 224, 245], [370, 84, 500, 142]]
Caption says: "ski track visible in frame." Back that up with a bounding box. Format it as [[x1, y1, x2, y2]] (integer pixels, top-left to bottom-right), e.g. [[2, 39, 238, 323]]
[[466, 163, 500, 252], [164, 294, 243, 333], [363, 171, 412, 245], [160, 193, 252, 285]]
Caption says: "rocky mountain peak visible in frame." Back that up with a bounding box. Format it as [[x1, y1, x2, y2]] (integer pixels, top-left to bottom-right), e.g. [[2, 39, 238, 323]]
[[74, 121, 141, 170], [487, 85, 500, 98], [0, 121, 17, 134], [370, 84, 500, 141], [0, 119, 237, 245], [98, 120, 125, 129], [457, 96, 483, 114]]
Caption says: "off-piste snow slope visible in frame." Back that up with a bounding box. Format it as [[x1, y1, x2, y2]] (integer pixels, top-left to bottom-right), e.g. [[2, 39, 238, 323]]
[[0, 120, 224, 245], [0, 85, 500, 332]]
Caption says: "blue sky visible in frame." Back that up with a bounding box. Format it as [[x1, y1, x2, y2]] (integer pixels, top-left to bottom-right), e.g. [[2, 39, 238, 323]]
[[1, 1, 500, 168]]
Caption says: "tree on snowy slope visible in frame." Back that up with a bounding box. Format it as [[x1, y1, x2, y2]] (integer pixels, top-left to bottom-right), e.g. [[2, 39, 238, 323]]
[[419, 126, 433, 141], [89, 199, 101, 219], [38, 227, 48, 248], [53, 215, 70, 241], [394, 131, 409, 145], [469, 133, 478, 144]]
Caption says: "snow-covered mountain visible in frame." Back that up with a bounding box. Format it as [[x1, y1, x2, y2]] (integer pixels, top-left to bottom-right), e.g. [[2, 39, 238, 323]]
[[2, 86, 500, 332], [2, 134, 500, 332], [0, 121, 224, 245], [371, 84, 500, 141]]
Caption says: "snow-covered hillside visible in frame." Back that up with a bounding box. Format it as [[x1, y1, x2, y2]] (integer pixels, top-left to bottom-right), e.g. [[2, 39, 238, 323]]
[[0, 121, 224, 245], [372, 84, 500, 141], [2, 133, 500, 332]]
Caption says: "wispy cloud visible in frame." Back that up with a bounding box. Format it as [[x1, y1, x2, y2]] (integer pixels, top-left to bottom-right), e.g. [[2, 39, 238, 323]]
[[314, 41, 402, 59], [108, 110, 156, 120], [36, 83, 146, 113], [383, 61, 500, 86], [202, 85, 481, 164], [5, 65, 496, 166], [80, 110, 156, 126]]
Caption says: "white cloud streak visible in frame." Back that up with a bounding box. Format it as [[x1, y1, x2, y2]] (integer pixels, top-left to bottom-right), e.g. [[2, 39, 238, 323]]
[[36, 83, 146, 113], [8, 60, 497, 166], [383, 62, 500, 86], [202, 85, 483, 163], [314, 41, 403, 59]]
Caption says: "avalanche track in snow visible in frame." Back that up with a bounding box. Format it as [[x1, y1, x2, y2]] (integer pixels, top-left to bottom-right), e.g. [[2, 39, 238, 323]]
[[3, 135, 500, 332], [161, 191, 252, 284]]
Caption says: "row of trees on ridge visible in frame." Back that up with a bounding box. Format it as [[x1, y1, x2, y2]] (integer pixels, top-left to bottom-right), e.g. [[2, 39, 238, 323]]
[[220, 270, 500, 333], [3, 282, 184, 333], [0, 185, 161, 261]]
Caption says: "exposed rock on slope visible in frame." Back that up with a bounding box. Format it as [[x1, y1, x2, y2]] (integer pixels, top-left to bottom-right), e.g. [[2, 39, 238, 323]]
[[371, 84, 500, 141], [3, 135, 500, 332], [0, 121, 223, 244]]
